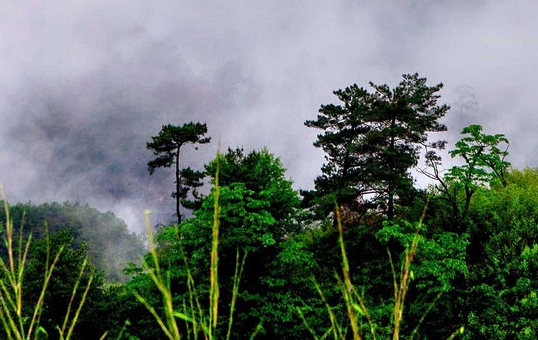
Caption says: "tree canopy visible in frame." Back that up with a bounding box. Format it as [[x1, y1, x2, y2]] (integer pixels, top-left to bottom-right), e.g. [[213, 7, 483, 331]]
[[423, 124, 511, 225], [305, 73, 449, 220]]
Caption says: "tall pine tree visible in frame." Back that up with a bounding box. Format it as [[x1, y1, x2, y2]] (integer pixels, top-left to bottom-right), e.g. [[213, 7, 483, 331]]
[[305, 73, 449, 220], [147, 122, 210, 224]]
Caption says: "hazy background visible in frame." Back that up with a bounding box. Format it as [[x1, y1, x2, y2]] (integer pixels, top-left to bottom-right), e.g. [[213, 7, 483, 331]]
[[1, 0, 537, 231]]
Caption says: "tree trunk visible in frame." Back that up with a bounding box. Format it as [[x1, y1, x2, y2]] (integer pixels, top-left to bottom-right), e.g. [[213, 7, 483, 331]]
[[176, 146, 181, 224], [387, 117, 396, 221]]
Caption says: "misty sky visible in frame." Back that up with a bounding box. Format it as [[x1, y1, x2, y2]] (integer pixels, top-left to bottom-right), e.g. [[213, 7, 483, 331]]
[[1, 1, 537, 231]]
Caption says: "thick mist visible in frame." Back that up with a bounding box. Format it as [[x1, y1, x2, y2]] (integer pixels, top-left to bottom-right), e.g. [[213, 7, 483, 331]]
[[1, 1, 537, 231]]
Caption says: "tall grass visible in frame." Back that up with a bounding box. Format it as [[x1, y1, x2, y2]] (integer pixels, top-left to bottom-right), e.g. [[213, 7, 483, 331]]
[[334, 206, 375, 340], [0, 186, 95, 340], [135, 162, 248, 340], [301, 200, 461, 340], [132, 209, 182, 340], [57, 258, 96, 340], [388, 202, 427, 340], [209, 165, 220, 339]]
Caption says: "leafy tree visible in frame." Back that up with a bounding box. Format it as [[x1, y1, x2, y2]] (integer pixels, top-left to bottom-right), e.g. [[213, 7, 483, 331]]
[[193, 148, 301, 337], [147, 122, 210, 224], [205, 147, 302, 240], [305, 73, 449, 221], [423, 124, 510, 224], [131, 148, 302, 338]]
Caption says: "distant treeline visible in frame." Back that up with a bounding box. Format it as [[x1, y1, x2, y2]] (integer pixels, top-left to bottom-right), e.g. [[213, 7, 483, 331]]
[[0, 201, 145, 282]]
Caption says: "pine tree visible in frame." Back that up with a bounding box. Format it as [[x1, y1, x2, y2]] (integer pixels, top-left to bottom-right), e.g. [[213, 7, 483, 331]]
[[147, 122, 210, 224], [305, 73, 449, 220]]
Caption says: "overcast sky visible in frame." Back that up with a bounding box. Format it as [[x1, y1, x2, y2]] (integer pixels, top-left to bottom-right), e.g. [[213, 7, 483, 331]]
[[1, 0, 537, 230]]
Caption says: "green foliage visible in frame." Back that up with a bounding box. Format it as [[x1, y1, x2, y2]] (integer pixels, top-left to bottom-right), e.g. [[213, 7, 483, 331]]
[[22, 230, 109, 340], [125, 148, 303, 339], [305, 73, 449, 220], [202, 148, 301, 246], [447, 124, 510, 187], [132, 210, 183, 340], [182, 148, 302, 338], [297, 200, 469, 340], [147, 122, 211, 224], [376, 220, 468, 295], [426, 124, 511, 225], [205, 147, 301, 238], [461, 168, 538, 338]]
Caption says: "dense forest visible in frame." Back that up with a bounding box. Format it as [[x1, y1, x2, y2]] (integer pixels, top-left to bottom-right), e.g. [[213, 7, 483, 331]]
[[1, 73, 537, 339]]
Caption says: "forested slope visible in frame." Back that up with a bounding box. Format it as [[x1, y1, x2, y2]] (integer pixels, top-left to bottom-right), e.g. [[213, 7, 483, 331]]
[[0, 201, 145, 282]]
